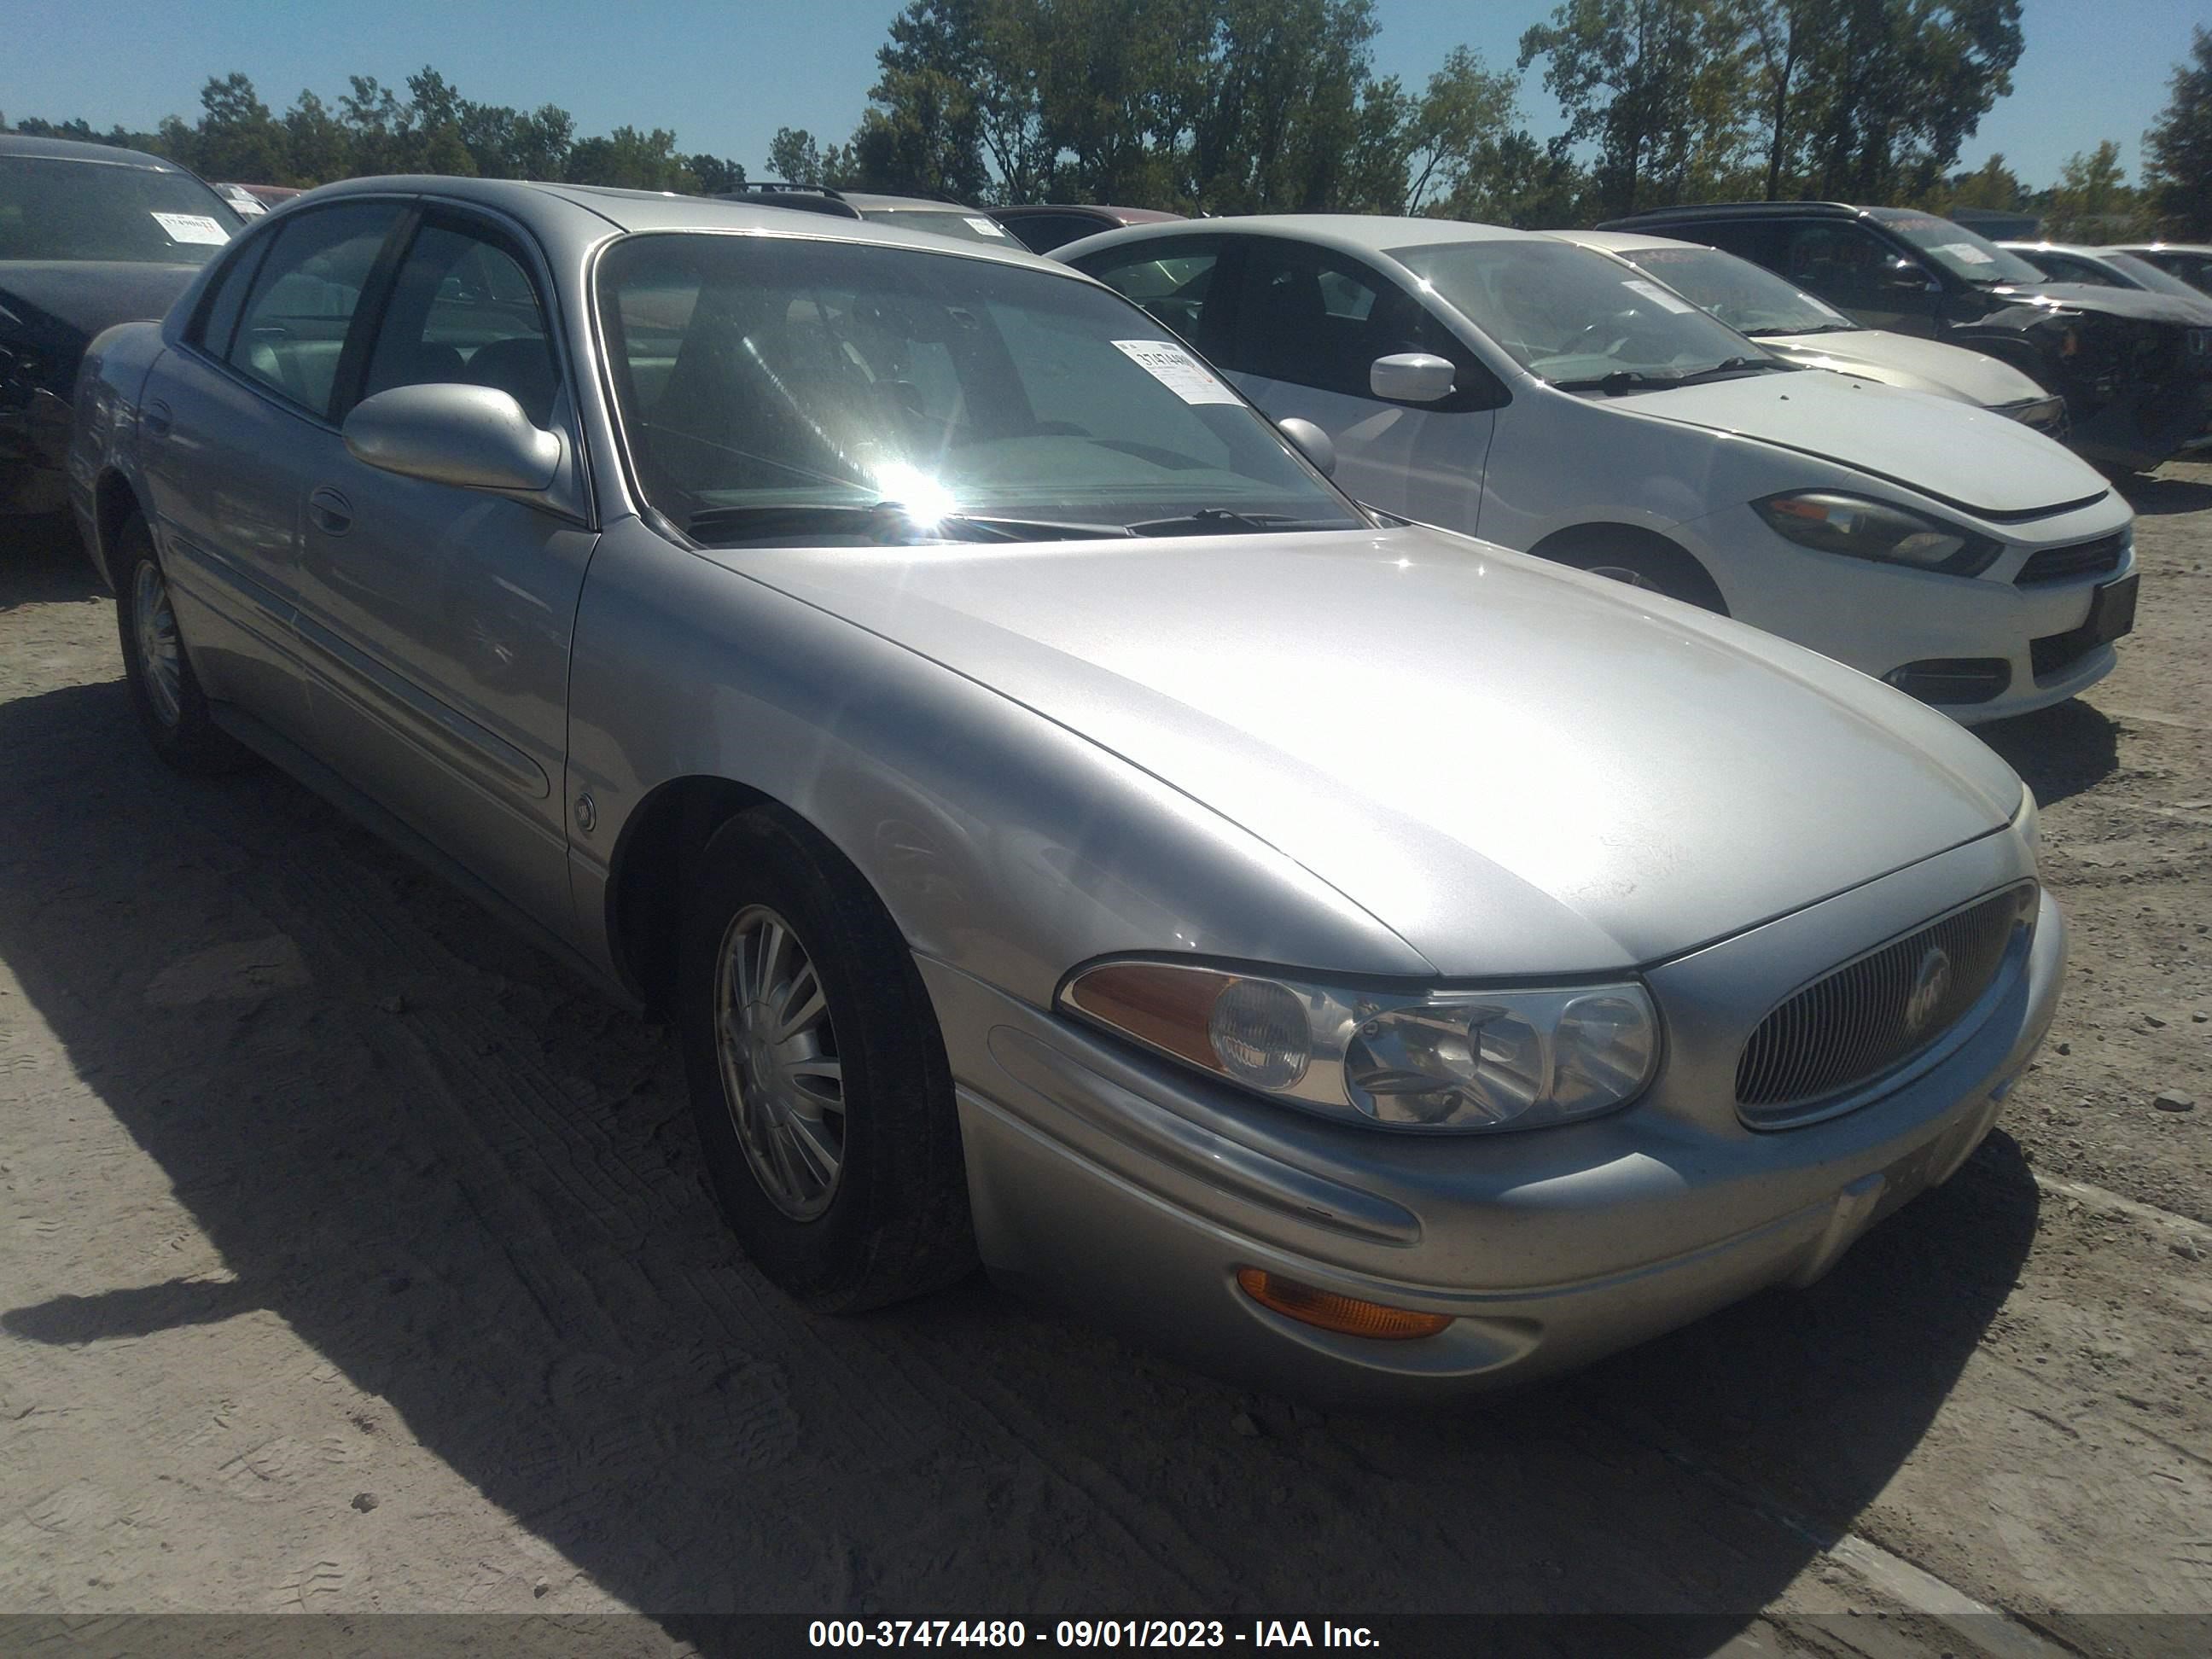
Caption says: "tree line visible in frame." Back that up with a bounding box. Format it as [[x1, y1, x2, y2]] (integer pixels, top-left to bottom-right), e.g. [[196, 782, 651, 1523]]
[[6, 6, 2209, 237]]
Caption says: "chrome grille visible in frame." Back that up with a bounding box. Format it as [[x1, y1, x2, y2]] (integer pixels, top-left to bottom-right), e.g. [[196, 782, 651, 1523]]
[[2016, 533, 2127, 586], [1736, 885, 2035, 1122]]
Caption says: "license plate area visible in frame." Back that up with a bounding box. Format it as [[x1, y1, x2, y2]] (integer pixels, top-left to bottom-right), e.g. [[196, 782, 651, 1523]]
[[2086, 572, 2139, 647]]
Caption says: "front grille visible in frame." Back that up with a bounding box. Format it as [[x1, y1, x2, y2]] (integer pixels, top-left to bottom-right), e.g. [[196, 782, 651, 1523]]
[[2031, 625, 2099, 679], [2016, 532, 2127, 586], [1736, 884, 2035, 1122]]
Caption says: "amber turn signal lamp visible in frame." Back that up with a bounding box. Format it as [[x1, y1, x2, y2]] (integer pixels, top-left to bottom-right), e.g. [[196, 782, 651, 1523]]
[[1236, 1268, 1452, 1341]]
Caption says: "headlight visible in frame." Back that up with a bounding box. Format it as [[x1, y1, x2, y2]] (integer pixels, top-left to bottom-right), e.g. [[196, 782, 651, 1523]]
[[2002, 394, 2067, 432], [1753, 492, 2000, 576], [2014, 786, 2040, 864], [1059, 960, 1659, 1132]]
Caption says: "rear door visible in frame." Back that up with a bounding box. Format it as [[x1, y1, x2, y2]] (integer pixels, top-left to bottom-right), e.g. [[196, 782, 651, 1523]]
[[288, 205, 595, 939], [1208, 236, 1499, 533], [137, 199, 408, 738]]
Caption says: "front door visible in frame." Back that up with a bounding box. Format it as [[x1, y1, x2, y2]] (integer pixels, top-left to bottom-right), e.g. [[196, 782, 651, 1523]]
[[1775, 222, 1941, 337], [289, 208, 596, 940], [1211, 236, 1497, 534]]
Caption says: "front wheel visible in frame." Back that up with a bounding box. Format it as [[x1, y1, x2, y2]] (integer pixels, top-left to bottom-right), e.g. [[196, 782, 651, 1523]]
[[1550, 538, 1727, 613], [112, 513, 254, 775], [676, 806, 975, 1312]]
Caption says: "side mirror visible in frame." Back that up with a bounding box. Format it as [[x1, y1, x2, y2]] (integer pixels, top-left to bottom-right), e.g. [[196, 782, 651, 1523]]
[[1370, 352, 1457, 404], [1275, 416, 1336, 477], [1881, 262, 1940, 294], [343, 383, 561, 492]]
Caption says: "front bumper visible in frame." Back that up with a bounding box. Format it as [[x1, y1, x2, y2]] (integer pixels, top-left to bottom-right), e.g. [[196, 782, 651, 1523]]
[[1680, 498, 2137, 726], [923, 832, 2061, 1399]]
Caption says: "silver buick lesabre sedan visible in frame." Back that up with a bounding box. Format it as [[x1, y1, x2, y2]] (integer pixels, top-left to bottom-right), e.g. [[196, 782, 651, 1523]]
[[69, 178, 2061, 1396]]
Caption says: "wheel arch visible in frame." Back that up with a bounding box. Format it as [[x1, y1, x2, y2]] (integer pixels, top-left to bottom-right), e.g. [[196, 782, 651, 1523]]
[[1526, 521, 1730, 614], [91, 467, 148, 591], [605, 773, 777, 1017]]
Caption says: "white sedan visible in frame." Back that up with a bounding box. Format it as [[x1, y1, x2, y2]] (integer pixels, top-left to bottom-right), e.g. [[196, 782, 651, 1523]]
[[1057, 215, 2138, 724]]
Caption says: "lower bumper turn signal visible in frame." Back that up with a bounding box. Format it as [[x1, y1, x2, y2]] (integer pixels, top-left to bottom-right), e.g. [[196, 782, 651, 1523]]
[[1236, 1267, 1452, 1341]]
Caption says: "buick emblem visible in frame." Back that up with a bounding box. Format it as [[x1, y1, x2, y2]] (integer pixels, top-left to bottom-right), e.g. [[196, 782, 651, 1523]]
[[1904, 946, 1954, 1036]]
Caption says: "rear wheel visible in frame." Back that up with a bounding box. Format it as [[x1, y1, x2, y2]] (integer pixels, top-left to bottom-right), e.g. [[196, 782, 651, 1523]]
[[677, 806, 975, 1311], [112, 513, 254, 775]]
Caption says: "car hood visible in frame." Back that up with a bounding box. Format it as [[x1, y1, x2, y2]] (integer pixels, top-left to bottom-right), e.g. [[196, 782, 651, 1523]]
[[0, 261, 203, 392], [720, 527, 2024, 975], [1759, 328, 2046, 407], [1611, 369, 2105, 516], [1988, 281, 2212, 327]]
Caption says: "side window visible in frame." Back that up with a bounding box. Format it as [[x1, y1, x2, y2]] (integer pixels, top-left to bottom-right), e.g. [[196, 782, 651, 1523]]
[[1004, 213, 1100, 254], [226, 202, 400, 418], [1071, 238, 1220, 347], [191, 236, 269, 358], [1225, 239, 1487, 405], [2034, 253, 2113, 287], [1689, 219, 1793, 271], [359, 218, 561, 428], [1781, 224, 1907, 298]]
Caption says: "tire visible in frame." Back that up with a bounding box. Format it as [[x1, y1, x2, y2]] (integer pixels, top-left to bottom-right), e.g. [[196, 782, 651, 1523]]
[[112, 513, 255, 775], [677, 806, 975, 1312], [1550, 538, 1727, 614]]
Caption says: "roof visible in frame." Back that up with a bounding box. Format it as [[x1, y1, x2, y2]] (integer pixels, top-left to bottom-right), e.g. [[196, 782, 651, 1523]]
[[293, 175, 1062, 270], [2110, 242, 2212, 255], [1997, 240, 2109, 258], [840, 192, 983, 212], [991, 204, 1183, 224], [1055, 212, 1538, 265], [1599, 201, 1870, 227], [0, 133, 182, 171], [1544, 228, 1704, 254]]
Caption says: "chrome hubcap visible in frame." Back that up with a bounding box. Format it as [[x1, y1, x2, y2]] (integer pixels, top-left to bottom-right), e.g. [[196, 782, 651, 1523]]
[[713, 904, 844, 1220], [1587, 563, 1667, 595], [133, 561, 183, 727]]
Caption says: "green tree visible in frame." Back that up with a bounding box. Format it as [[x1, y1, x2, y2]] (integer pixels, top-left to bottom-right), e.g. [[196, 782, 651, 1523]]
[[2043, 140, 2148, 242], [2142, 26, 2212, 236], [282, 90, 353, 183], [1401, 46, 1521, 212], [1915, 150, 2023, 220], [564, 125, 692, 190], [191, 73, 289, 183], [1790, 1, 2023, 202], [768, 125, 827, 184], [1518, 0, 1749, 218]]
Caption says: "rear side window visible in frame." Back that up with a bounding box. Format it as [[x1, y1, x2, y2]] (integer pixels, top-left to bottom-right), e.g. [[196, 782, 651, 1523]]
[[999, 212, 1104, 254], [226, 202, 401, 418]]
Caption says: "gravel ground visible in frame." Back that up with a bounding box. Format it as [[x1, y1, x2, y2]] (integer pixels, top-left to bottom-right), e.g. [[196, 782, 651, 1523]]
[[0, 470, 2208, 1656]]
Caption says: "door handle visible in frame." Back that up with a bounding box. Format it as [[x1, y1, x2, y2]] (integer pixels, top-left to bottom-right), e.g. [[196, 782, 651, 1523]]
[[306, 486, 353, 537], [141, 399, 172, 437]]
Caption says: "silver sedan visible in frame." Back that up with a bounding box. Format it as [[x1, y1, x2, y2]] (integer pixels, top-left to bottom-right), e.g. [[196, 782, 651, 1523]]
[[68, 178, 2061, 1395]]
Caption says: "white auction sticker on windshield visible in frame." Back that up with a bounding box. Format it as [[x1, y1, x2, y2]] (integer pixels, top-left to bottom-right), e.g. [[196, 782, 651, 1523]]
[[1622, 278, 1696, 314], [1939, 242, 1994, 265], [1114, 339, 1239, 404], [150, 212, 230, 245], [963, 216, 1007, 237]]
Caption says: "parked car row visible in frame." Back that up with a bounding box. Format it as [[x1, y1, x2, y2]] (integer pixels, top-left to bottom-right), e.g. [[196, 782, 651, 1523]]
[[1057, 213, 2138, 723], [56, 171, 2076, 1397]]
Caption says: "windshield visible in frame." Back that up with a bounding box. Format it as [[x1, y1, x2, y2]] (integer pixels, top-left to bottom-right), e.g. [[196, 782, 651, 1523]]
[[861, 209, 1014, 248], [1610, 244, 1853, 336], [1875, 214, 2046, 285], [0, 155, 239, 265], [1394, 239, 1774, 389], [2095, 250, 2210, 300], [597, 232, 1363, 544]]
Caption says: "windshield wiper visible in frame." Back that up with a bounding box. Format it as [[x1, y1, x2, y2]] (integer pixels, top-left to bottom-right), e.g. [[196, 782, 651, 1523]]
[[1124, 508, 1346, 537], [1743, 323, 1854, 337], [688, 502, 1131, 545], [1551, 369, 1687, 394], [1679, 355, 1796, 382]]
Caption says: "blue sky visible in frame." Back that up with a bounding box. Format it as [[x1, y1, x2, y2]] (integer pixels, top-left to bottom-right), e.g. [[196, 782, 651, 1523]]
[[0, 1, 2198, 190]]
